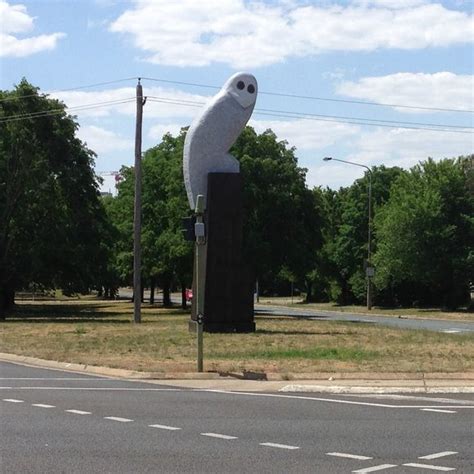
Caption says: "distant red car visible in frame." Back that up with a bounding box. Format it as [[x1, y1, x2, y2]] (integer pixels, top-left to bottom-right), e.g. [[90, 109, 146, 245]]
[[185, 288, 193, 302]]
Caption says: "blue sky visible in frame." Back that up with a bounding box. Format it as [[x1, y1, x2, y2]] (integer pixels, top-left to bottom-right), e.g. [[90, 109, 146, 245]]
[[1, 0, 472, 193]]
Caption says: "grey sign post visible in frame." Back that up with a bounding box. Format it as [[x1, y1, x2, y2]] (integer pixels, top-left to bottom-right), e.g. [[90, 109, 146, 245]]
[[194, 194, 206, 372]]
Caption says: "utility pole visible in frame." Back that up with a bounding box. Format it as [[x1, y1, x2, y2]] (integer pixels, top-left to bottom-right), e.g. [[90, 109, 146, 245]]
[[133, 78, 145, 323]]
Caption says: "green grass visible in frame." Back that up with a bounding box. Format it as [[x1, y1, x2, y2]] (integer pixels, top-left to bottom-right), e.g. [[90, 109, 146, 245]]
[[223, 347, 378, 361]]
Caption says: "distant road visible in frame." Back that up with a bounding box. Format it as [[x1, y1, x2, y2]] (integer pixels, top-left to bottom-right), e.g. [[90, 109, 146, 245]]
[[255, 304, 474, 334], [118, 288, 473, 334], [2, 361, 473, 473]]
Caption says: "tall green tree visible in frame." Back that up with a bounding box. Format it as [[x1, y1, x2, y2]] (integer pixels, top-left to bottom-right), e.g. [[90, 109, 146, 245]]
[[330, 166, 405, 304], [109, 126, 323, 303], [0, 79, 109, 318], [233, 127, 322, 299], [109, 131, 193, 307], [374, 157, 474, 308]]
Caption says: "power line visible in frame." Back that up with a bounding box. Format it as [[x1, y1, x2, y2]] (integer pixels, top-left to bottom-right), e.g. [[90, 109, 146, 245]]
[[146, 97, 473, 134], [1, 91, 471, 134], [0, 98, 135, 123], [142, 76, 474, 114], [0, 77, 137, 103], [146, 94, 472, 129], [3, 75, 472, 114]]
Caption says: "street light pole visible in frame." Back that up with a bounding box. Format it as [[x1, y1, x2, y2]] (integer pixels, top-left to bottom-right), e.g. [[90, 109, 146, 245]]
[[323, 157, 373, 310]]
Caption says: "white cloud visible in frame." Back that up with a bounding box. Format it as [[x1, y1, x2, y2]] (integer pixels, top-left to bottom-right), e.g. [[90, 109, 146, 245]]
[[305, 125, 473, 189], [0, 1, 65, 57], [77, 125, 133, 154], [347, 127, 473, 168], [148, 123, 184, 141], [250, 118, 360, 151], [353, 0, 428, 8], [109, 0, 473, 68], [337, 72, 474, 112], [51, 86, 208, 120]]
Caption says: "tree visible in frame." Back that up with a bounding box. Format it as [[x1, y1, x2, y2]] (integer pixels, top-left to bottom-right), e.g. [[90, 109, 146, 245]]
[[329, 166, 405, 304], [233, 127, 322, 300], [109, 131, 193, 307], [0, 79, 109, 318], [374, 157, 474, 309], [108, 126, 323, 304]]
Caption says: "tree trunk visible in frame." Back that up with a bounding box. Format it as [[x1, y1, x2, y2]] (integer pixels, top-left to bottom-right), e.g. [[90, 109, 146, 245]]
[[150, 277, 155, 305], [0, 285, 15, 320], [305, 280, 313, 303], [163, 277, 172, 307], [181, 282, 186, 309]]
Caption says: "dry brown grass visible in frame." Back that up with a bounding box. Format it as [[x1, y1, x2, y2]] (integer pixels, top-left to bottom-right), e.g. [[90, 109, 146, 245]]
[[1, 300, 473, 374]]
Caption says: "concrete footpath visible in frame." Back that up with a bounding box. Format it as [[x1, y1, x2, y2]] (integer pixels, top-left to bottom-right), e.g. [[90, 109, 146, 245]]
[[1, 352, 473, 394]]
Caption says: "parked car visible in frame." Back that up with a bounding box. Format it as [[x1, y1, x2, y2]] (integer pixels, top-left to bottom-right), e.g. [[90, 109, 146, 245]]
[[185, 288, 193, 302]]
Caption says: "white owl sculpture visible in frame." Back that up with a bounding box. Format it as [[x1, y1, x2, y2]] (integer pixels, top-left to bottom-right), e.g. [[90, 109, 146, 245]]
[[183, 72, 258, 210]]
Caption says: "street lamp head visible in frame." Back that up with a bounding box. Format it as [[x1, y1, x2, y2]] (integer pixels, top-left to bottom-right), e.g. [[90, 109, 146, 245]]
[[323, 157, 332, 161]]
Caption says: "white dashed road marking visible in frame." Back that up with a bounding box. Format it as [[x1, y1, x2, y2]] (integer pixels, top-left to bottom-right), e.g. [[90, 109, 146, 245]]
[[419, 452, 458, 460], [352, 465, 397, 473], [421, 409, 457, 414], [260, 442, 300, 450], [104, 416, 133, 423], [402, 463, 455, 471], [327, 452, 373, 460], [32, 403, 55, 408], [2, 398, 23, 403], [201, 432, 238, 440], [149, 424, 181, 431], [65, 409, 90, 415]]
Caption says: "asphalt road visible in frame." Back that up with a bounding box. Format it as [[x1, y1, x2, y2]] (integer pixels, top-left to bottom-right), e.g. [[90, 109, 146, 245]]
[[118, 288, 474, 334], [254, 305, 474, 334], [1, 361, 473, 473]]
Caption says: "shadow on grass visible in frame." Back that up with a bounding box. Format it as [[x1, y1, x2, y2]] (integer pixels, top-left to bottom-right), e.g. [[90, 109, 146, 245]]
[[5, 302, 189, 324], [256, 329, 345, 336], [5, 302, 128, 323]]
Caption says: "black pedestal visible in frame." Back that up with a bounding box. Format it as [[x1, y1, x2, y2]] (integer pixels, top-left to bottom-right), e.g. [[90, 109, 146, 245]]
[[190, 172, 255, 333]]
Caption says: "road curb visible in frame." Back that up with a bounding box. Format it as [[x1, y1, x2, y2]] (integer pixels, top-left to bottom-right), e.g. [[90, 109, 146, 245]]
[[1, 352, 474, 394], [279, 384, 474, 394]]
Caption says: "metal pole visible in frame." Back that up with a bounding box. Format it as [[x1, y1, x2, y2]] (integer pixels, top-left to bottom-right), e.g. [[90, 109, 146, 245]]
[[366, 172, 372, 311], [323, 157, 373, 310], [133, 79, 144, 324], [194, 195, 205, 372]]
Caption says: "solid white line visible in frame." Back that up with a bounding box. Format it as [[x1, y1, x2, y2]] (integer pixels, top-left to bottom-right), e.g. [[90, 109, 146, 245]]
[[419, 452, 458, 460], [2, 398, 23, 403], [352, 465, 398, 473], [421, 409, 457, 414], [260, 442, 300, 450], [199, 389, 474, 410], [104, 416, 133, 422], [347, 394, 474, 405], [327, 452, 373, 460], [149, 424, 181, 431], [0, 387, 183, 391], [32, 403, 55, 408], [0, 378, 103, 380], [65, 409, 90, 415], [201, 432, 237, 440], [403, 463, 455, 471]]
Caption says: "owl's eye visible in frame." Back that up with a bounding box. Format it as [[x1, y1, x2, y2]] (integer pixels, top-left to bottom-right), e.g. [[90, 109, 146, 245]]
[[237, 81, 245, 90], [247, 84, 255, 94]]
